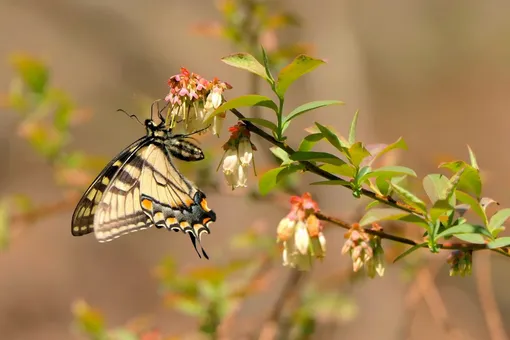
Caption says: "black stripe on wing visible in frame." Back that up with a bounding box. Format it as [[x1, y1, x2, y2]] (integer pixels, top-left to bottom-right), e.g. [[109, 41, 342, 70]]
[[71, 136, 149, 236]]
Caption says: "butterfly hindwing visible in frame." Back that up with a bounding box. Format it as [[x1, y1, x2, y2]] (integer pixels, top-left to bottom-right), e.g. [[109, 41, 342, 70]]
[[71, 137, 147, 237], [139, 143, 216, 258]]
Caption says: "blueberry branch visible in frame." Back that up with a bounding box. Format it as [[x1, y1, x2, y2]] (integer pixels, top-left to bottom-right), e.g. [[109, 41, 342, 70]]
[[230, 108, 510, 256]]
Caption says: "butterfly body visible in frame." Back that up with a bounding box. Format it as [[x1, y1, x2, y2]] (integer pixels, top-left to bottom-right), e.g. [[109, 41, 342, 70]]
[[72, 119, 215, 258]]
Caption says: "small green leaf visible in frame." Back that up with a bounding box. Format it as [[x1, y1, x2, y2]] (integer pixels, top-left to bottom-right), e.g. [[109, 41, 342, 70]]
[[10, 54, 49, 94], [282, 100, 344, 133], [487, 237, 510, 249], [355, 166, 372, 184], [488, 208, 510, 234], [364, 137, 407, 167], [439, 161, 481, 198], [346, 142, 370, 168], [277, 164, 304, 183], [314, 122, 346, 151], [348, 110, 359, 145], [260, 46, 275, 82], [276, 55, 326, 97], [359, 166, 417, 184], [429, 199, 454, 224], [393, 243, 427, 263], [298, 133, 323, 151], [222, 53, 272, 82], [320, 164, 356, 178], [390, 179, 427, 214], [423, 174, 450, 204], [270, 147, 292, 165], [454, 233, 487, 244], [456, 190, 487, 225], [436, 223, 492, 240], [375, 176, 391, 196], [291, 151, 347, 166], [359, 208, 410, 227], [205, 94, 278, 122], [240, 117, 277, 132], [467, 145, 479, 170], [258, 168, 284, 195]]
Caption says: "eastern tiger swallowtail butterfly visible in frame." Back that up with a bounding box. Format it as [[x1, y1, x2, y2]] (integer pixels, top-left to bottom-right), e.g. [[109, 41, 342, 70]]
[[71, 108, 216, 259]]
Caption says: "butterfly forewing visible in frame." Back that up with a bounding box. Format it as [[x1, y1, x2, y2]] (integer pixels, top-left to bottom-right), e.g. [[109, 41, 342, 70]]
[[93, 147, 153, 242], [71, 137, 147, 237]]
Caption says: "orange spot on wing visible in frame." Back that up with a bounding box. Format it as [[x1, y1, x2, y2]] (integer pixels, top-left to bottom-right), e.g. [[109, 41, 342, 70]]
[[200, 198, 210, 211], [202, 217, 212, 224], [141, 199, 153, 211]]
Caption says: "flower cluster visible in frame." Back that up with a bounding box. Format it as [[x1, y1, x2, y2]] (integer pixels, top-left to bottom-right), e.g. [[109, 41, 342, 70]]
[[276, 193, 326, 271], [165, 67, 232, 135], [219, 122, 257, 189], [341, 223, 385, 278], [447, 250, 472, 276]]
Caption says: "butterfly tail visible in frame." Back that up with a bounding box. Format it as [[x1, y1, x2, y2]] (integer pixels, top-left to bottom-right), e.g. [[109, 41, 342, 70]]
[[188, 232, 209, 260]]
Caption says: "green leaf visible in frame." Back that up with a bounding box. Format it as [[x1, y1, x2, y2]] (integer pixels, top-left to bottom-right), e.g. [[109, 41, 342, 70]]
[[275, 55, 326, 97], [282, 100, 344, 133], [375, 176, 391, 196], [439, 161, 481, 198], [488, 208, 510, 234], [393, 243, 427, 263], [314, 122, 347, 151], [260, 46, 275, 82], [320, 163, 356, 178], [10, 54, 49, 94], [221, 53, 272, 82], [467, 145, 479, 170], [454, 233, 487, 244], [291, 151, 347, 166], [346, 142, 370, 168], [240, 117, 277, 132], [355, 166, 372, 185], [258, 168, 284, 195], [423, 174, 450, 204], [436, 223, 492, 240], [456, 190, 487, 225], [429, 199, 454, 224], [298, 133, 323, 152], [205, 94, 278, 122], [277, 164, 304, 183], [359, 166, 417, 183], [348, 110, 359, 145], [487, 237, 510, 249], [364, 137, 407, 167], [270, 146, 291, 165], [359, 208, 411, 227], [390, 179, 427, 214]]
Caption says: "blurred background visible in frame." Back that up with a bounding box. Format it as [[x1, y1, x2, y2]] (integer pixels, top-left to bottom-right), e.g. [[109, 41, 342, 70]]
[[1, 0, 510, 339]]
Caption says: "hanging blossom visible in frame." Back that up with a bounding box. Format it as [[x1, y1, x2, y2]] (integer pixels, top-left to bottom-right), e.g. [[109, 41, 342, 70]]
[[276, 193, 326, 271], [165, 68, 232, 136], [447, 250, 472, 277], [218, 122, 257, 189], [341, 223, 385, 278]]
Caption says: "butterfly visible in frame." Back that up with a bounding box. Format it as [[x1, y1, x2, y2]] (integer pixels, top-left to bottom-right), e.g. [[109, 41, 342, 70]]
[[71, 104, 216, 259]]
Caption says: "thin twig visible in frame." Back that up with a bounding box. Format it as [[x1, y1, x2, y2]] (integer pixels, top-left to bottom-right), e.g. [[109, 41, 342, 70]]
[[232, 108, 510, 255], [475, 252, 509, 340]]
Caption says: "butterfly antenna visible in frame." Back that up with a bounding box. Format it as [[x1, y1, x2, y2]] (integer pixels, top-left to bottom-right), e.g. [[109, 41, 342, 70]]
[[158, 101, 170, 121], [150, 100, 159, 121], [117, 109, 143, 125]]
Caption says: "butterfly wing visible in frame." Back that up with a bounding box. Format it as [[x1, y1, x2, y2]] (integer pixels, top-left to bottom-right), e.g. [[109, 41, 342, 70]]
[[71, 137, 148, 237], [138, 143, 216, 258]]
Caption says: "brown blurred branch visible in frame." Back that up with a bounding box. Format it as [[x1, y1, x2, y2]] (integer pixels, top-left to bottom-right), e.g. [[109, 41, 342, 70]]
[[217, 255, 274, 340], [257, 270, 307, 340], [10, 194, 78, 226], [475, 252, 509, 340]]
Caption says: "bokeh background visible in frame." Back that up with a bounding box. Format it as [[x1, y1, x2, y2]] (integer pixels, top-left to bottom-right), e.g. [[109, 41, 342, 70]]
[[1, 1, 510, 339]]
